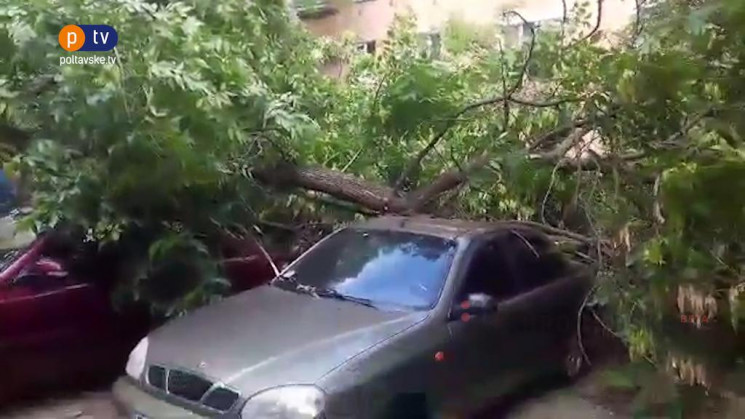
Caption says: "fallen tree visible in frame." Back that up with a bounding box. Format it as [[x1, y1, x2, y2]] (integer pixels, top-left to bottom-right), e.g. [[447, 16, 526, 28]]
[[2, 0, 745, 405]]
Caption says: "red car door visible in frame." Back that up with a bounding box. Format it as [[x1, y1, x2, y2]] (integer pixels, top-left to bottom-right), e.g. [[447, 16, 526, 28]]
[[220, 235, 287, 292], [0, 245, 115, 401]]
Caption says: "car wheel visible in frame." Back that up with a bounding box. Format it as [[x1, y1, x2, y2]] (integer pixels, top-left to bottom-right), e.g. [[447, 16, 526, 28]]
[[562, 335, 585, 379], [383, 393, 431, 419]]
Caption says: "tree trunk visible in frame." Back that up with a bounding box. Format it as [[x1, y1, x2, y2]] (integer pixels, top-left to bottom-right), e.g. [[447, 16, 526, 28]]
[[252, 164, 409, 213], [253, 152, 493, 216]]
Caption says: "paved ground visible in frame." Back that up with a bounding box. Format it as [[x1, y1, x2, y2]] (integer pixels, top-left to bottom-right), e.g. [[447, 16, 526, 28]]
[[0, 391, 121, 419], [0, 378, 620, 419], [501, 390, 617, 419]]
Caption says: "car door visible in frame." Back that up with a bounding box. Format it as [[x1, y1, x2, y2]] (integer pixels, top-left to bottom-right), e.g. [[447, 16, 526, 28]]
[[0, 253, 113, 399], [437, 235, 527, 414], [504, 231, 591, 375], [0, 264, 80, 397], [0, 269, 49, 399]]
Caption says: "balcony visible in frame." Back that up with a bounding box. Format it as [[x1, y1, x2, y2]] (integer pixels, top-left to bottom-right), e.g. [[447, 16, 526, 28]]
[[295, 0, 339, 19]]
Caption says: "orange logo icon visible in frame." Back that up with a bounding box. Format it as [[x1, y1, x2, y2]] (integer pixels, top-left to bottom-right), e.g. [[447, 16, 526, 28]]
[[58, 25, 85, 52]]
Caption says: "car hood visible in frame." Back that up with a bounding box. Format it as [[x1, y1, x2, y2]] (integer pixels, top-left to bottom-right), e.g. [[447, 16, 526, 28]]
[[145, 285, 427, 394]]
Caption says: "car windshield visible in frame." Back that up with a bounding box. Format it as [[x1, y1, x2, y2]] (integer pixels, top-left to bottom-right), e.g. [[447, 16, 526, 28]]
[[279, 228, 457, 311], [0, 214, 37, 271]]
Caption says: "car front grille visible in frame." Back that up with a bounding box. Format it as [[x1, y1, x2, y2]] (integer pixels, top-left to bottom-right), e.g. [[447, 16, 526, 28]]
[[146, 365, 240, 412], [147, 365, 166, 390], [203, 386, 241, 411], [167, 369, 212, 401]]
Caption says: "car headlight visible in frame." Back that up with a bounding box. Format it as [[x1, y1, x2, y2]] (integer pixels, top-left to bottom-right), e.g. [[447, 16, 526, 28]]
[[241, 385, 325, 418], [125, 337, 148, 379]]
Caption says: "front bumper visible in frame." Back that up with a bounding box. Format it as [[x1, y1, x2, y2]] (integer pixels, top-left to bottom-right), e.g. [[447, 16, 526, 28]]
[[112, 377, 208, 419]]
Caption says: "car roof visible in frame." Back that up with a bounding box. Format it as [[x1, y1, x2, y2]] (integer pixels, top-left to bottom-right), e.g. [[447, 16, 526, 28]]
[[353, 216, 547, 241]]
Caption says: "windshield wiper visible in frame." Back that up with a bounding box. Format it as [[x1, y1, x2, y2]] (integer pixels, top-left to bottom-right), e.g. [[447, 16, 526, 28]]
[[272, 272, 377, 309], [272, 271, 325, 297], [271, 270, 310, 294], [314, 288, 378, 309], [271, 270, 297, 285]]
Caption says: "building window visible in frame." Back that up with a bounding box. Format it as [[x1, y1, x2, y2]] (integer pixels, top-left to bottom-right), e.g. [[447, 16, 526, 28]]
[[502, 21, 536, 47], [426, 32, 442, 58], [356, 40, 376, 54], [418, 32, 441, 58], [295, 0, 339, 19], [501, 18, 561, 48]]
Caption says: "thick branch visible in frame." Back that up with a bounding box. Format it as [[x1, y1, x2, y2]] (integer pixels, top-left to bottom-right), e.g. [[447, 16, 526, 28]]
[[303, 191, 379, 215], [406, 153, 491, 212], [252, 109, 632, 218], [253, 164, 409, 213], [254, 152, 494, 217], [536, 127, 591, 161], [527, 117, 593, 152]]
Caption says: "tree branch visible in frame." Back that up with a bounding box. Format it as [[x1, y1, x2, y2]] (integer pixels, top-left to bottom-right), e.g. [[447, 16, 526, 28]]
[[561, 0, 568, 41], [503, 10, 536, 96], [527, 117, 594, 152], [252, 164, 408, 213], [498, 39, 510, 127], [303, 191, 380, 215], [574, 0, 605, 45], [630, 0, 645, 47], [538, 127, 593, 161], [509, 96, 580, 107], [391, 10, 539, 194], [406, 153, 491, 212], [498, 219, 609, 247]]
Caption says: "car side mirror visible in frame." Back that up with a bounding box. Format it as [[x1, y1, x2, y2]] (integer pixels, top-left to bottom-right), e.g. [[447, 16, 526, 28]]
[[13, 259, 68, 288], [33, 258, 68, 277], [449, 293, 497, 322]]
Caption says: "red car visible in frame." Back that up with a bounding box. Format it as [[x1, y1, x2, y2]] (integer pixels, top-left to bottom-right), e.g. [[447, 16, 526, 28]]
[[0, 224, 287, 403]]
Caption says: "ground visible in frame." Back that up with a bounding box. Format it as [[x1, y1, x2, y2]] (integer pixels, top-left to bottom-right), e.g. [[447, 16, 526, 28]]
[[0, 391, 119, 419], [2, 372, 742, 419], [0, 376, 620, 419]]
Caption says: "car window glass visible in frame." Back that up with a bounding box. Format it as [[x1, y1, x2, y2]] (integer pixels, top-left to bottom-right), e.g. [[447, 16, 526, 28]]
[[12, 272, 61, 289], [0, 215, 36, 256], [284, 228, 457, 310], [505, 231, 567, 293], [0, 247, 25, 271], [41, 230, 98, 279], [457, 240, 520, 302]]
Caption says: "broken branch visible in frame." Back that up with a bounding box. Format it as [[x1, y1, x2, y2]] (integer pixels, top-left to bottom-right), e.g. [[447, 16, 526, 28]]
[[392, 9, 540, 194]]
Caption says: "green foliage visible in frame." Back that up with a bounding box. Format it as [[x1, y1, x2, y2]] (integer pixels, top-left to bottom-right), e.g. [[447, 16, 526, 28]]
[[2, 0, 745, 392], [442, 18, 497, 54], [0, 0, 326, 313]]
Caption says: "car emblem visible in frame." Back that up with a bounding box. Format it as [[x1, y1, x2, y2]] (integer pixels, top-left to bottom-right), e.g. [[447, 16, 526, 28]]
[[198, 361, 207, 369]]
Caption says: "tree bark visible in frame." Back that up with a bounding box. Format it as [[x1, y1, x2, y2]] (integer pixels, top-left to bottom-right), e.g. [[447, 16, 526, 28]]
[[252, 164, 410, 213], [254, 151, 494, 216], [406, 153, 491, 212]]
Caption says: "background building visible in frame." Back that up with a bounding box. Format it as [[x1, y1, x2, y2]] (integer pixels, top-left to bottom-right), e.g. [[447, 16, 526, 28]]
[[295, 0, 637, 54]]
